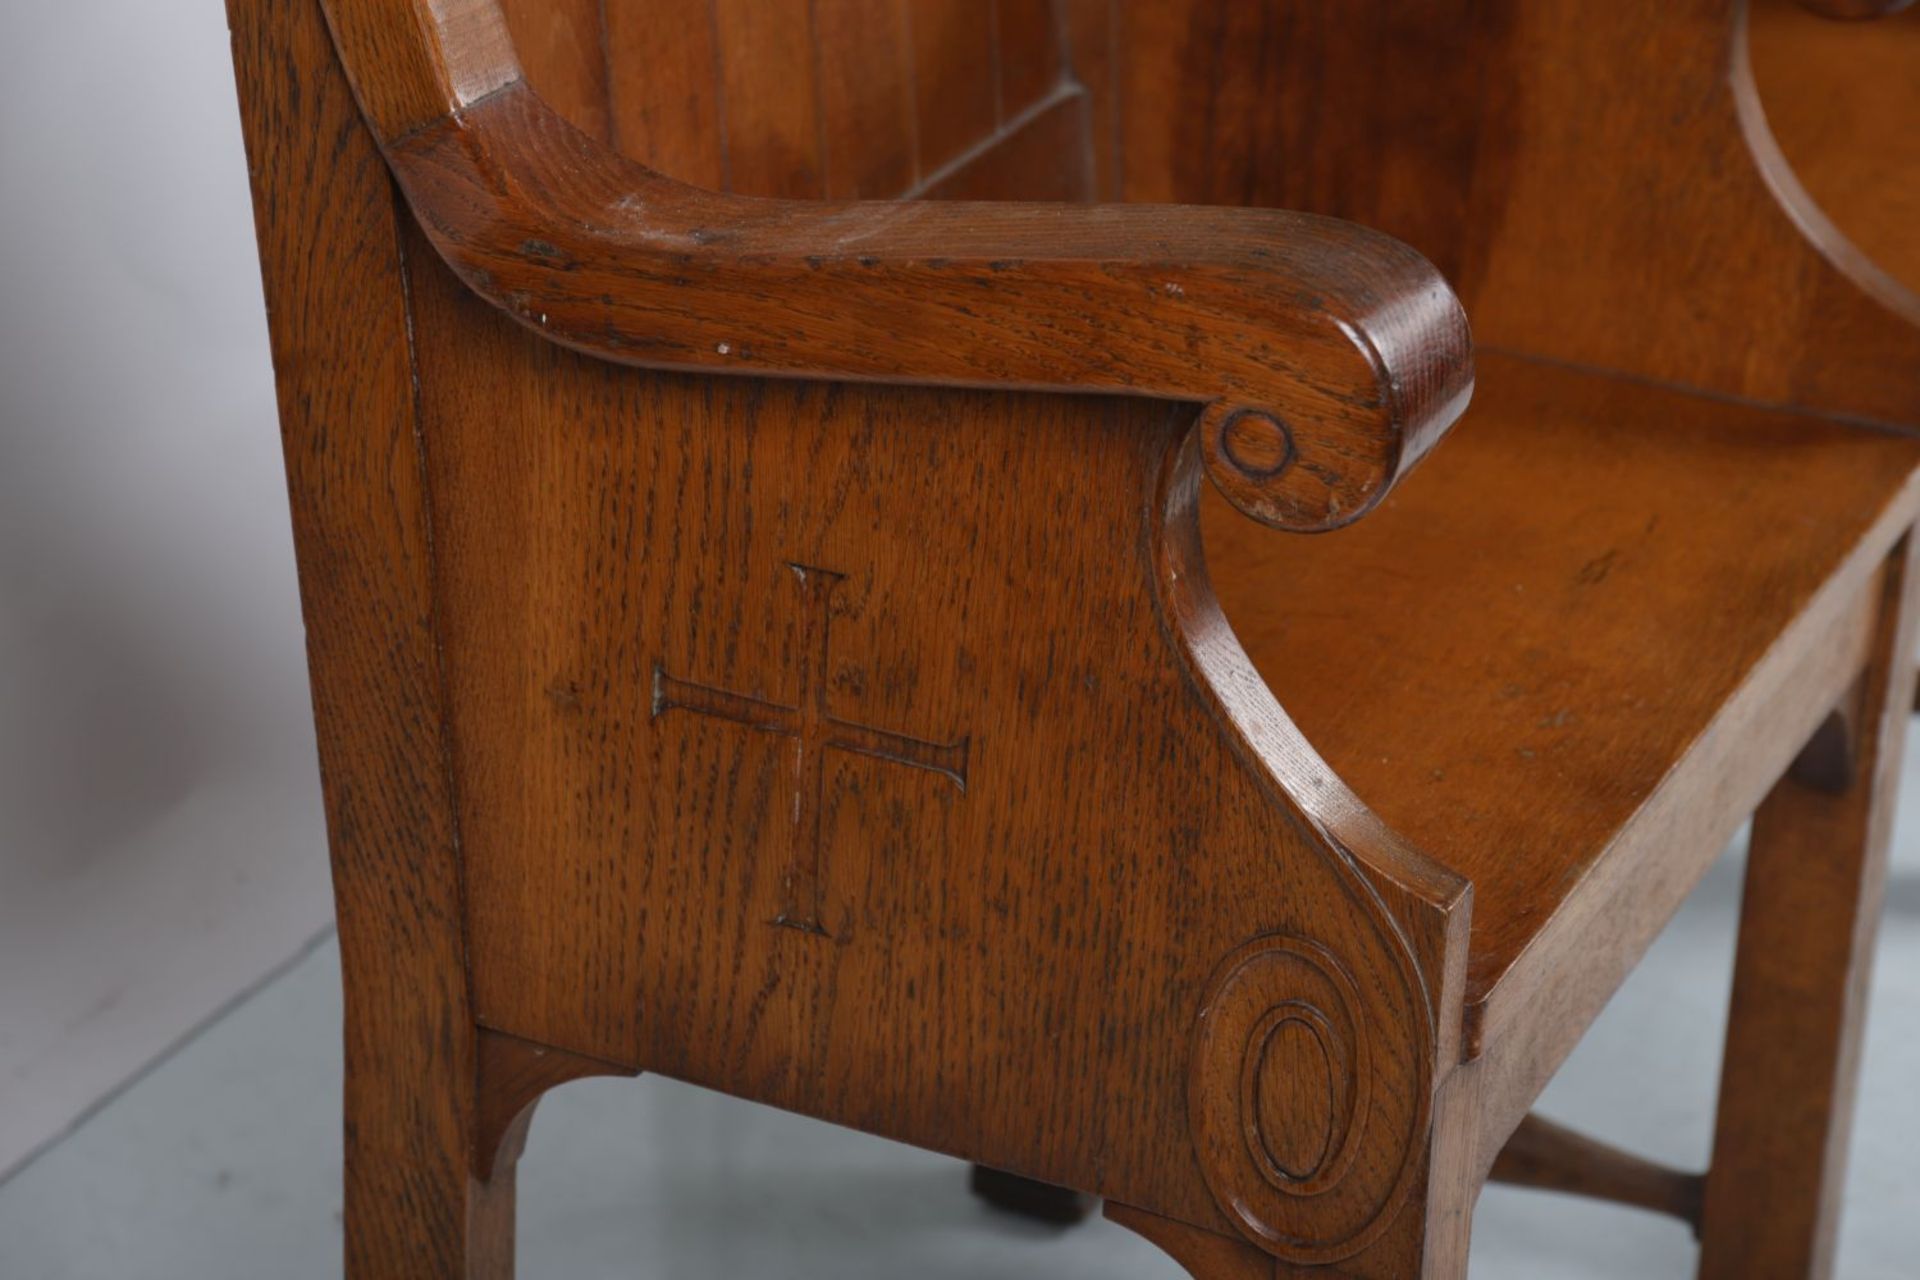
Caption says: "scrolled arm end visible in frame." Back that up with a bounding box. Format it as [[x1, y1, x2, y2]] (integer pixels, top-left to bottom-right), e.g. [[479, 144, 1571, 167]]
[[1198, 254, 1473, 532]]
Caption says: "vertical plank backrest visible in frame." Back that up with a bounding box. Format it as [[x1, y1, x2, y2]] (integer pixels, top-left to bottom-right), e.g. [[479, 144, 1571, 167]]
[[812, 0, 917, 197], [1747, 0, 1920, 295], [906, 0, 1001, 179], [496, 0, 610, 142], [602, 0, 730, 189], [1098, 1, 1502, 290], [1061, 0, 1119, 199], [709, 0, 826, 197], [1094, 0, 1920, 430], [498, 0, 1087, 200]]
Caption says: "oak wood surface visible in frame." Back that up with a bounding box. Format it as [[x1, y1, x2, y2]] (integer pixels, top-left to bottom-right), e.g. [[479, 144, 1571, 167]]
[[1699, 536, 1920, 1278], [1208, 352, 1920, 1044], [1748, 0, 1920, 295], [223, 1, 1920, 1276], [323, 0, 1474, 535], [225, 0, 492, 1273], [473, 1030, 636, 1182], [398, 221, 1466, 1257], [507, 0, 1076, 199], [1794, 0, 1916, 17], [1488, 1113, 1704, 1230], [507, 0, 1090, 203], [384, 94, 1469, 533], [1099, 0, 1920, 431]]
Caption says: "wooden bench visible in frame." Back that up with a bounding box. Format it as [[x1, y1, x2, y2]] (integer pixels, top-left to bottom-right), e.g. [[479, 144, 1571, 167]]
[[223, 0, 1920, 1275]]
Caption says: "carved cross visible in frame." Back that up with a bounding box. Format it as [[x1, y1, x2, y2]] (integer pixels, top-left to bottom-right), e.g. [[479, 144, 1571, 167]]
[[652, 563, 970, 938]]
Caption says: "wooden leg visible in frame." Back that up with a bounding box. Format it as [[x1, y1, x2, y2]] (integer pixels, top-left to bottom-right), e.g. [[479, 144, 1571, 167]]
[[340, 1020, 510, 1280], [1489, 1113, 1703, 1231], [343, 1021, 632, 1279], [1328, 1083, 1479, 1280], [1699, 544, 1919, 1279]]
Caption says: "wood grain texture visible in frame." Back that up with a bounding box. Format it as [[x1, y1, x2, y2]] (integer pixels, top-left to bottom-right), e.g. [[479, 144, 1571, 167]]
[[812, 0, 918, 198], [1749, 0, 1920, 294], [225, 0, 490, 1275], [1796, 0, 1916, 16], [387, 104, 1468, 531], [995, 0, 1068, 120], [907, 0, 1001, 175], [473, 1028, 635, 1181], [1699, 536, 1920, 1279], [1207, 352, 1920, 1043], [1111, 0, 1920, 431], [398, 224, 1466, 1260], [229, 2, 1920, 1275], [320, 3, 1475, 534], [514, 0, 1073, 201], [1060, 0, 1120, 198], [710, 0, 825, 198], [495, 0, 608, 142], [1488, 1113, 1704, 1230], [601, 0, 729, 189], [916, 85, 1092, 202]]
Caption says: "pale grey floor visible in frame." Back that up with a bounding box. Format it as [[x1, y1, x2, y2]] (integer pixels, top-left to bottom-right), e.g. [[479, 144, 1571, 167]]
[[4, 752, 1918, 1279], [0, 0, 332, 1182]]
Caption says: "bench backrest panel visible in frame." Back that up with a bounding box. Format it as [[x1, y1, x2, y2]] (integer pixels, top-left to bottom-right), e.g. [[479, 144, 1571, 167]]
[[1097, 0, 1920, 428], [501, 0, 1092, 201]]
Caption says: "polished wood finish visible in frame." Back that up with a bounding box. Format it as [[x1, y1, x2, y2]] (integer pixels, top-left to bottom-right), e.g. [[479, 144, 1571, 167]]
[[473, 1030, 635, 1182], [342, 48, 1471, 533], [1489, 1114, 1704, 1231], [226, 0, 488, 1271], [503, 0, 1076, 200], [1211, 354, 1920, 1051], [1749, 0, 1920, 294], [396, 256, 1466, 1266], [1699, 540, 1920, 1279], [1097, 0, 1920, 428], [223, 1, 1920, 1276]]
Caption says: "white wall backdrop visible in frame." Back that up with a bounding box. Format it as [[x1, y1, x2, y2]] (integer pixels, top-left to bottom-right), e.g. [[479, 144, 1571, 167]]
[[0, 0, 332, 1178]]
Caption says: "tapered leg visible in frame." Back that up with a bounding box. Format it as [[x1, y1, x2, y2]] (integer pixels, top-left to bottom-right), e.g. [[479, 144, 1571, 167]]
[[343, 1024, 634, 1278], [343, 1121, 519, 1280], [1699, 542, 1919, 1279], [341, 1026, 513, 1280]]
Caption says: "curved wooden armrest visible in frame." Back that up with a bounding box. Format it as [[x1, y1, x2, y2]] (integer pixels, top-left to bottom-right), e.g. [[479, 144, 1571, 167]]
[[315, 0, 1472, 533]]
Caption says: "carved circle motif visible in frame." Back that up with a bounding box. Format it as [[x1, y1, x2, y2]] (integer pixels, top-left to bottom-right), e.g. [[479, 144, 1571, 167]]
[[1196, 401, 1368, 532], [1216, 408, 1297, 480], [1241, 1002, 1348, 1185], [1188, 932, 1430, 1264]]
